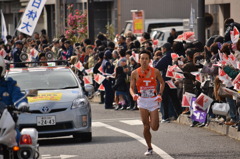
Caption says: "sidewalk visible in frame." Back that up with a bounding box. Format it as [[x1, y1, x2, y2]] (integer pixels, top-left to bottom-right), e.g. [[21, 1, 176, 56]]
[[176, 114, 240, 141], [89, 94, 240, 141]]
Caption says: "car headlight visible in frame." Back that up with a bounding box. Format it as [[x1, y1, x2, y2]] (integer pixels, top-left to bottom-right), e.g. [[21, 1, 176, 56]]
[[71, 98, 88, 109]]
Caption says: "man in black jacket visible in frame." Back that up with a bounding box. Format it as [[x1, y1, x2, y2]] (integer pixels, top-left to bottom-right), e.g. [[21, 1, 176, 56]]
[[154, 42, 182, 122]]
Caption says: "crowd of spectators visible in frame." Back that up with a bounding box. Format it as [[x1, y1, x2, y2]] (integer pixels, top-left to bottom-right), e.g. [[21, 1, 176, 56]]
[[0, 18, 239, 130]]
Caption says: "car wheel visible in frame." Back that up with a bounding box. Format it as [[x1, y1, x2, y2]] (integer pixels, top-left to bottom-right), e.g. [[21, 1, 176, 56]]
[[73, 132, 92, 142]]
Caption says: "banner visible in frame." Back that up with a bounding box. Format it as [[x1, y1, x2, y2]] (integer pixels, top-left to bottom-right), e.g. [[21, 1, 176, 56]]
[[132, 10, 144, 34], [1, 10, 7, 44], [17, 0, 47, 36]]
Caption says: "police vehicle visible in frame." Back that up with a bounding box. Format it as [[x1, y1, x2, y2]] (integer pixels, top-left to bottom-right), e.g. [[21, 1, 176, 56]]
[[7, 60, 94, 142]]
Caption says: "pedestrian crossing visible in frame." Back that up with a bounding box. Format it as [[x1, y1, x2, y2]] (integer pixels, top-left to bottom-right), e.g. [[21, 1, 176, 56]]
[[92, 119, 142, 127]]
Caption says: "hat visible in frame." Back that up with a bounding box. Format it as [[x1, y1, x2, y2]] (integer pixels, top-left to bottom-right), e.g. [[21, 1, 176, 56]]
[[161, 42, 172, 50], [104, 50, 112, 59], [15, 40, 23, 45], [52, 38, 59, 43], [213, 36, 224, 44], [64, 40, 71, 44]]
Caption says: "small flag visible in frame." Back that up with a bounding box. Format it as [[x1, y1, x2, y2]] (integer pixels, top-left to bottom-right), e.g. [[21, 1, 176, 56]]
[[85, 67, 93, 74], [174, 72, 185, 79], [94, 73, 105, 84], [83, 75, 93, 84], [0, 49, 7, 58], [74, 61, 84, 71], [98, 65, 104, 73], [230, 26, 239, 44], [1, 10, 8, 45], [195, 93, 213, 111], [98, 84, 105, 91], [165, 80, 177, 89], [171, 53, 179, 60], [182, 95, 191, 107]]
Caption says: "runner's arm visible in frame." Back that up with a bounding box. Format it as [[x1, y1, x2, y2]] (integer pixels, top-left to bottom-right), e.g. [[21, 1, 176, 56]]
[[130, 70, 137, 97], [155, 69, 165, 95]]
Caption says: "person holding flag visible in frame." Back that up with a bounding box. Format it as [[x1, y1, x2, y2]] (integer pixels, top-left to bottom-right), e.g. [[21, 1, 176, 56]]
[[130, 50, 165, 156]]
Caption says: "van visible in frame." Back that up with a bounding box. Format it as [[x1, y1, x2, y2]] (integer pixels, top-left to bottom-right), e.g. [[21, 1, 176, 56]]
[[150, 26, 185, 47], [122, 18, 183, 35]]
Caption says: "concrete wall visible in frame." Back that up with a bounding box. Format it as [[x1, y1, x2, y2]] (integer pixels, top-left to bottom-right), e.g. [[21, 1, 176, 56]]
[[118, 0, 198, 33]]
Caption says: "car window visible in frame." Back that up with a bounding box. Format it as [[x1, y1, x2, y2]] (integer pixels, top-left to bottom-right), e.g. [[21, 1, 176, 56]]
[[147, 22, 183, 33], [123, 22, 132, 35], [9, 69, 79, 90]]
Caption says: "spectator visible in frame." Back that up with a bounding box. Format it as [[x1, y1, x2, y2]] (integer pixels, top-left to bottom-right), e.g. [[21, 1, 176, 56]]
[[167, 28, 178, 45]]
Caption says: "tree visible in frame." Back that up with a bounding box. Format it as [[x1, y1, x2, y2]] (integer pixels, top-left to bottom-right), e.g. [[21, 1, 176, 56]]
[[65, 4, 88, 43]]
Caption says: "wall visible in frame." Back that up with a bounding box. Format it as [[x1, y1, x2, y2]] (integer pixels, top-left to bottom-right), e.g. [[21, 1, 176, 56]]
[[118, 0, 198, 33]]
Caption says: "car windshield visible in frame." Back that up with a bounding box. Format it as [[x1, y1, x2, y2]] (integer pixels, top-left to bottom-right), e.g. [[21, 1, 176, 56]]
[[8, 69, 79, 90]]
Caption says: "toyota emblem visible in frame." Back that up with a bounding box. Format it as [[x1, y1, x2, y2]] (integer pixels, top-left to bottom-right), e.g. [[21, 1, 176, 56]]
[[41, 106, 51, 113]]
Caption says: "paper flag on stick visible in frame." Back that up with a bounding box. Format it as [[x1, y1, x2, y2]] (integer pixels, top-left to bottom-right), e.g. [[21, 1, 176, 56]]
[[165, 80, 177, 89], [174, 72, 185, 79], [94, 73, 105, 84], [232, 73, 240, 85], [230, 26, 240, 44], [83, 75, 93, 84], [85, 68, 93, 74], [74, 61, 84, 71], [98, 84, 105, 91], [171, 53, 179, 60], [98, 65, 104, 73], [182, 95, 191, 107], [166, 66, 174, 78], [0, 49, 7, 58], [195, 93, 213, 111]]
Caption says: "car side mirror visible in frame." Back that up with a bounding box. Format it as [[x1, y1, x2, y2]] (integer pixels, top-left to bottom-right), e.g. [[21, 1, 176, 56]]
[[84, 84, 94, 93], [26, 89, 38, 97]]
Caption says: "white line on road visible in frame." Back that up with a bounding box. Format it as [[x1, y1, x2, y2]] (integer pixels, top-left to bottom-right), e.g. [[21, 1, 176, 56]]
[[93, 122, 174, 159]]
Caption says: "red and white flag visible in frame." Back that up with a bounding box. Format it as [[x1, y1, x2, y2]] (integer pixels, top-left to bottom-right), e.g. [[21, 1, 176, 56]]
[[165, 80, 177, 89], [83, 75, 93, 85], [234, 83, 240, 92], [166, 66, 174, 78], [30, 48, 39, 58], [182, 95, 191, 107], [98, 65, 104, 73], [237, 61, 240, 69], [94, 73, 105, 84], [85, 67, 93, 74], [191, 71, 202, 83], [230, 26, 240, 44], [74, 61, 84, 71], [0, 49, 7, 58], [174, 72, 185, 79], [171, 53, 179, 60], [98, 84, 105, 91], [195, 93, 213, 111], [232, 73, 240, 85]]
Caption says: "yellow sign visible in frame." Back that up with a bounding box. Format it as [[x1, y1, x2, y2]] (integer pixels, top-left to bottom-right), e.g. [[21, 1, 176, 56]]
[[28, 93, 63, 103], [132, 10, 144, 34]]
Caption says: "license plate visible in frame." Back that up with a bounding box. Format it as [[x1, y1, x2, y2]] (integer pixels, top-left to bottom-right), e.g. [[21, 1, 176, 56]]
[[37, 116, 56, 126]]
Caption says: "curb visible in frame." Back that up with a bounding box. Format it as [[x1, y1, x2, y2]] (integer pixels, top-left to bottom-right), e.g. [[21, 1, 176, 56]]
[[176, 114, 240, 141]]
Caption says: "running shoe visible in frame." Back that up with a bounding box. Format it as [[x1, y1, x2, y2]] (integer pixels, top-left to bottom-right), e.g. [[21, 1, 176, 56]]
[[144, 148, 153, 156]]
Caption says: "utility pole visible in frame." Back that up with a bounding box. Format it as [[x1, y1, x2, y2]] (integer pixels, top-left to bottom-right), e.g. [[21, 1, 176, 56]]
[[197, 0, 205, 45], [88, 0, 95, 43]]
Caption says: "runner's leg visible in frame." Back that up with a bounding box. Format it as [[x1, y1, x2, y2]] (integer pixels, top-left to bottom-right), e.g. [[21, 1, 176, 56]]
[[149, 108, 159, 131], [139, 108, 152, 149]]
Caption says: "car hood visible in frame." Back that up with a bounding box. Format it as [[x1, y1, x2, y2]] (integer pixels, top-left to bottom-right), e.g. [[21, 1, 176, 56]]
[[27, 89, 83, 111]]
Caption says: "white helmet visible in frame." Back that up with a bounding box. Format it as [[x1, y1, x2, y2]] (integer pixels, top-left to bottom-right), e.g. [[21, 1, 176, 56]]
[[0, 56, 6, 77]]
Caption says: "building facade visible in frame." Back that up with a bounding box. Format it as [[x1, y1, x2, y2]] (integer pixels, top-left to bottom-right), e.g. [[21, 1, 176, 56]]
[[0, 0, 239, 41]]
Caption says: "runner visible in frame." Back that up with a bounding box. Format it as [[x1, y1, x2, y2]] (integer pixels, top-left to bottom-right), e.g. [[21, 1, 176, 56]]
[[130, 50, 165, 156]]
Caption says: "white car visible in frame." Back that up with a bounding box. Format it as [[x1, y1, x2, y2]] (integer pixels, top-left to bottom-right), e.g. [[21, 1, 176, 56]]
[[8, 65, 94, 142], [150, 26, 185, 47]]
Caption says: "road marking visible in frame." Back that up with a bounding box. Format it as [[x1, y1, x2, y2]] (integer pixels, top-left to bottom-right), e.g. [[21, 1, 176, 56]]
[[93, 117, 141, 122], [41, 155, 77, 159], [93, 122, 174, 159], [120, 119, 142, 125]]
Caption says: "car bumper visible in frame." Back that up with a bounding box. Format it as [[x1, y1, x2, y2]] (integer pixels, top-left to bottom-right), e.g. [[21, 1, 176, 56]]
[[18, 107, 91, 137]]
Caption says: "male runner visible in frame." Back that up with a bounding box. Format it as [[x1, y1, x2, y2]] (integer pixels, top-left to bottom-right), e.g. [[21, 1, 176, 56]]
[[130, 50, 165, 156]]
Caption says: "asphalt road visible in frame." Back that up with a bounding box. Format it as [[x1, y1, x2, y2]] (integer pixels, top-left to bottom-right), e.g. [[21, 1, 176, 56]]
[[39, 102, 240, 159]]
